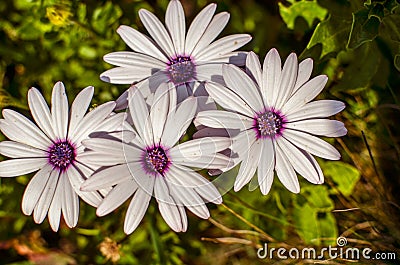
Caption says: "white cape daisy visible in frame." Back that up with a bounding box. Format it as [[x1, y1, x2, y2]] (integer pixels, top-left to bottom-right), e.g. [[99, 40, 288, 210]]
[[100, 0, 251, 98], [195, 49, 347, 195], [80, 83, 231, 234], [0, 82, 117, 231]]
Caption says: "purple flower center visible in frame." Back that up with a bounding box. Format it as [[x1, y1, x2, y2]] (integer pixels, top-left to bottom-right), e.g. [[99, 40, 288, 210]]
[[167, 56, 196, 85], [143, 146, 170, 175], [48, 140, 76, 171], [254, 110, 285, 139]]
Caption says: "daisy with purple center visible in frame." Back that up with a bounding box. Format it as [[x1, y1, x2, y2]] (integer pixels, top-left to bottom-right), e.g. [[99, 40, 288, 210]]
[[195, 49, 347, 195], [0, 82, 118, 231], [80, 84, 231, 234], [100, 0, 251, 100]]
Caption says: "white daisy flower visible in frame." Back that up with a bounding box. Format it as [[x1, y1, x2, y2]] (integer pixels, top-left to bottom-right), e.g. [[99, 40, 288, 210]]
[[80, 84, 231, 234], [0, 81, 117, 231], [195, 49, 347, 195], [100, 0, 251, 98]]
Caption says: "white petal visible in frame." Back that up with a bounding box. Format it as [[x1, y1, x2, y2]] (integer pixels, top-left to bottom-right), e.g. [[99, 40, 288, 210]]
[[246, 51, 263, 87], [277, 137, 322, 184], [116, 25, 167, 62], [22, 164, 53, 215], [68, 86, 94, 137], [1, 111, 50, 150], [100, 67, 148, 84], [161, 96, 197, 147], [62, 175, 79, 228], [171, 185, 210, 219], [191, 12, 230, 56], [124, 177, 154, 234], [282, 75, 328, 113], [283, 129, 341, 160], [155, 177, 186, 232], [82, 138, 142, 162], [170, 137, 231, 158], [28, 87, 55, 140], [81, 163, 136, 191], [185, 3, 216, 54], [293, 58, 313, 94], [76, 151, 125, 167], [33, 169, 59, 224], [207, 51, 247, 66], [205, 82, 254, 117], [193, 127, 233, 139], [274, 53, 298, 110], [234, 140, 262, 191], [195, 63, 223, 83], [275, 146, 300, 193], [139, 8, 175, 57], [51, 81, 69, 139], [285, 100, 345, 121], [0, 158, 47, 177], [96, 179, 138, 216], [115, 89, 129, 111], [195, 183, 222, 204], [228, 130, 257, 170], [69, 101, 116, 144], [257, 139, 275, 195], [48, 178, 62, 232], [0, 141, 46, 158], [166, 0, 185, 55], [164, 164, 208, 188], [166, 165, 221, 205], [67, 164, 103, 207], [285, 119, 347, 137], [150, 83, 170, 143], [195, 95, 217, 113], [195, 110, 253, 130], [90, 113, 130, 137], [103, 51, 165, 69], [302, 151, 324, 183], [262, 48, 281, 107], [196, 34, 252, 61], [173, 152, 232, 170], [222, 64, 264, 111], [128, 88, 153, 146]]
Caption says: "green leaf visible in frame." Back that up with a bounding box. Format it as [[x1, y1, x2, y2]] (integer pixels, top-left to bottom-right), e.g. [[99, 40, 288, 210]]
[[91, 1, 122, 34], [317, 212, 338, 245], [395, 54, 400, 71], [382, 13, 400, 42], [292, 201, 338, 245], [278, 0, 328, 30], [301, 185, 334, 211], [78, 45, 98, 60], [331, 41, 380, 92], [293, 203, 319, 244], [347, 9, 381, 49], [324, 161, 361, 196], [306, 14, 352, 58]]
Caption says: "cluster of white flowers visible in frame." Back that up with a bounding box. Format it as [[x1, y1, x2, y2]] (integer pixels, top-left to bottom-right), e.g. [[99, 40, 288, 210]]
[[0, 0, 346, 234]]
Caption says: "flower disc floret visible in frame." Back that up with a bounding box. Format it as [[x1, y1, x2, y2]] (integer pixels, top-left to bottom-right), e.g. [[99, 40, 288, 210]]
[[254, 110, 285, 139], [142, 146, 170, 175], [167, 56, 196, 85], [48, 140, 76, 171]]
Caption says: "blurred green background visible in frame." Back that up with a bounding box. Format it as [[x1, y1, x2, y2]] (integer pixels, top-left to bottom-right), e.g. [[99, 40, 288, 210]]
[[0, 0, 400, 264]]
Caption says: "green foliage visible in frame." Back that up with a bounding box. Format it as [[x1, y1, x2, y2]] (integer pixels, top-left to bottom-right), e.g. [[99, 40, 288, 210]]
[[278, 0, 328, 30], [324, 161, 361, 196], [293, 186, 337, 245], [1, 0, 399, 264]]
